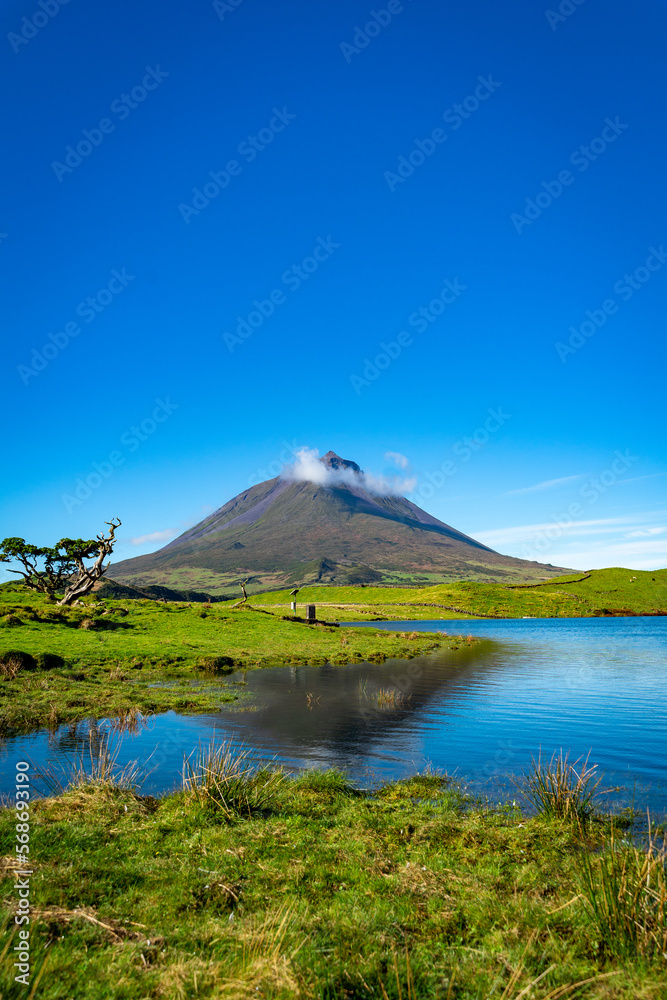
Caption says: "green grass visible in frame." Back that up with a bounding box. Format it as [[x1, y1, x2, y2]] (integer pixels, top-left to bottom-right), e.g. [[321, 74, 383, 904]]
[[253, 568, 667, 620], [0, 584, 464, 736], [1, 755, 665, 999]]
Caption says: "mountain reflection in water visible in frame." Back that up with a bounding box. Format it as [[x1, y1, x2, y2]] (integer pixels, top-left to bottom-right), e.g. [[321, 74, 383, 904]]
[[1, 617, 665, 817]]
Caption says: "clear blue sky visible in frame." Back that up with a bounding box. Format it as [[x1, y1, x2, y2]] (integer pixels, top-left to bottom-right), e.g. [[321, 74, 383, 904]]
[[1, 0, 665, 574]]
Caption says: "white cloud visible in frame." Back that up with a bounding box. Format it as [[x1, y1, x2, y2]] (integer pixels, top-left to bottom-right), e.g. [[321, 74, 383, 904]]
[[129, 529, 176, 546], [544, 539, 667, 572], [471, 512, 667, 571], [503, 475, 583, 496], [472, 517, 637, 547], [385, 451, 409, 470], [282, 447, 416, 496]]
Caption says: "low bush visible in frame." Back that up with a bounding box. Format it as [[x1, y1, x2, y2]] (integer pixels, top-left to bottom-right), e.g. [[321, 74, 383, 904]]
[[35, 652, 66, 671], [0, 649, 36, 675], [1, 613, 23, 626], [197, 654, 235, 674]]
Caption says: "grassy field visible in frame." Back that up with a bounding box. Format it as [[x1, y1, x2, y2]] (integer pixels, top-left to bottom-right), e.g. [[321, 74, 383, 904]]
[[0, 584, 464, 737], [252, 568, 667, 621], [1, 750, 665, 999]]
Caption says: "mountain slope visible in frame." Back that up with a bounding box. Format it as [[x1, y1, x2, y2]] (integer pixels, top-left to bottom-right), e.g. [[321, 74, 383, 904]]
[[110, 451, 572, 593]]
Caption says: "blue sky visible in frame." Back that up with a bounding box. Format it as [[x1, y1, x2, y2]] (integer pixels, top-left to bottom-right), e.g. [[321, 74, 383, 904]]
[[1, 0, 665, 575]]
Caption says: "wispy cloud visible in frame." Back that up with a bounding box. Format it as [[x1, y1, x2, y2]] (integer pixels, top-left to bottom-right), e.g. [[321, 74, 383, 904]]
[[282, 446, 416, 495], [385, 451, 409, 470], [472, 516, 638, 547], [616, 473, 667, 485], [472, 512, 667, 571], [503, 475, 583, 496], [129, 529, 177, 546]]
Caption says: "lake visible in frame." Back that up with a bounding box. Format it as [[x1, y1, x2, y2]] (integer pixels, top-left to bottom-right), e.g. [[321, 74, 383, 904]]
[[1, 616, 665, 815]]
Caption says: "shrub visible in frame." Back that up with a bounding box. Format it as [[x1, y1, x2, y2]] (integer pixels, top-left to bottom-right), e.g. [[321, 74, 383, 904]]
[[35, 652, 65, 671], [2, 614, 23, 626], [197, 655, 235, 674], [0, 650, 36, 675], [0, 655, 23, 679]]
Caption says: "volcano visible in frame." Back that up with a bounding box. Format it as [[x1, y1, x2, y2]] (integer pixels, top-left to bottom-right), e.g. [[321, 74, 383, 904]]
[[109, 451, 570, 594]]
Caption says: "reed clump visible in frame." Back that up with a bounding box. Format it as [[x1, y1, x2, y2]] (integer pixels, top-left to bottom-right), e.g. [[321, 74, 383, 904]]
[[578, 819, 667, 960], [35, 730, 143, 796], [182, 739, 284, 819], [520, 749, 604, 821], [375, 687, 408, 708]]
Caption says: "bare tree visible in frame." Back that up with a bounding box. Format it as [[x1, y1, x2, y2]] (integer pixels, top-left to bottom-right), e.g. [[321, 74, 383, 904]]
[[232, 578, 250, 608], [0, 519, 122, 606]]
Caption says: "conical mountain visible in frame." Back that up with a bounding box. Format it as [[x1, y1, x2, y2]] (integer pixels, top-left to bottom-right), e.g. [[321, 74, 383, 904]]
[[110, 451, 569, 594]]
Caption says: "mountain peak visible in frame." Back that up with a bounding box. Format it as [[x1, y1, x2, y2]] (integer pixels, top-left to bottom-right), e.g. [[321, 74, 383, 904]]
[[320, 451, 361, 473]]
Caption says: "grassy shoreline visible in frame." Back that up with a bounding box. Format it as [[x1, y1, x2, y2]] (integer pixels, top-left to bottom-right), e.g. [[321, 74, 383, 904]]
[[1, 751, 665, 999], [1, 567, 665, 736], [0, 585, 471, 737]]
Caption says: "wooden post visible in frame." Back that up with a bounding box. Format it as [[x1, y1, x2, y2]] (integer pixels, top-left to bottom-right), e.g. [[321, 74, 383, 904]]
[[306, 604, 316, 622]]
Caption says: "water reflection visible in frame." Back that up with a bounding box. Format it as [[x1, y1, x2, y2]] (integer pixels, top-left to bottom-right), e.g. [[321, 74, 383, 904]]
[[0, 617, 665, 817]]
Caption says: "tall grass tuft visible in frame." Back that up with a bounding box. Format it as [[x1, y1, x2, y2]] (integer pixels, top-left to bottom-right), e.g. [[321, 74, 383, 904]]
[[375, 687, 408, 708], [35, 730, 143, 796], [0, 655, 23, 680], [182, 738, 284, 819], [577, 818, 667, 960], [214, 907, 304, 998], [519, 749, 604, 821]]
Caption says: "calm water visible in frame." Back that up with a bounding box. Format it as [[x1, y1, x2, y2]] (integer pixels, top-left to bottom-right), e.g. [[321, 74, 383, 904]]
[[1, 617, 666, 814]]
